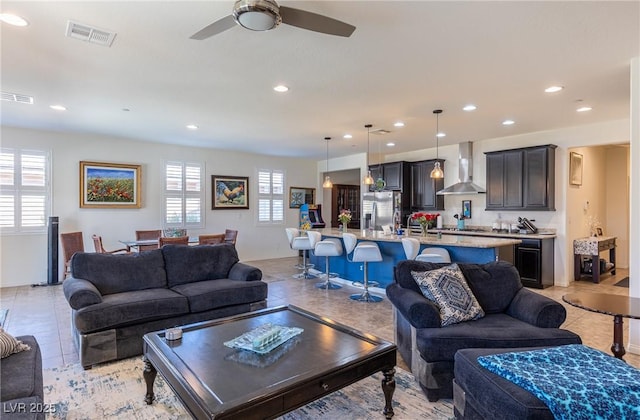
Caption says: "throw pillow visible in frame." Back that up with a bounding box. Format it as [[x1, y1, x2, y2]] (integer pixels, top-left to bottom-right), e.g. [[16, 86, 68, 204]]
[[411, 264, 485, 327], [0, 327, 31, 358]]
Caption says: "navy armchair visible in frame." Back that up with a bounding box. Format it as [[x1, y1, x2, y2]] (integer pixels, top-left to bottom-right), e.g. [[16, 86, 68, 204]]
[[387, 260, 581, 402]]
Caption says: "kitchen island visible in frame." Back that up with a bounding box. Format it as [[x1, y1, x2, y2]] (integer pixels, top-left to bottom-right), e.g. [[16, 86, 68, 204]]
[[309, 229, 521, 288]]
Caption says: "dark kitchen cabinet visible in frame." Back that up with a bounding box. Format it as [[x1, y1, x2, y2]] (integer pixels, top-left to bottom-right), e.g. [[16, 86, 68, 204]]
[[485, 145, 556, 211], [332, 184, 360, 228], [410, 159, 445, 211], [514, 238, 554, 288], [368, 161, 410, 192]]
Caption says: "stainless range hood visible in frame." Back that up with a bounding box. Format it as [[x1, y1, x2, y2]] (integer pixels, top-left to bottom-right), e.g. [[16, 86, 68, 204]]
[[437, 141, 486, 195]]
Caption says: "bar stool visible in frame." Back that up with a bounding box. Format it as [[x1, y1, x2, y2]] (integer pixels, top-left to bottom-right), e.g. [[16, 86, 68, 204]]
[[285, 228, 316, 279], [416, 247, 451, 263], [401, 237, 420, 260], [342, 233, 383, 302], [312, 236, 343, 290]]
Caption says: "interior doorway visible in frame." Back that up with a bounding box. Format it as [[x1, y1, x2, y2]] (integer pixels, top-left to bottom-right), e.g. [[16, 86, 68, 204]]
[[322, 168, 361, 228]]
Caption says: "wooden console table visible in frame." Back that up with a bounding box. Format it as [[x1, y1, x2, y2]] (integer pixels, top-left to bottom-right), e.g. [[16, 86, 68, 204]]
[[573, 236, 616, 283]]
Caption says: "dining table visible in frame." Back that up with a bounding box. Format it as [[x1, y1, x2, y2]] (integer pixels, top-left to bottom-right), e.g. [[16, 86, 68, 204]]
[[120, 237, 198, 252]]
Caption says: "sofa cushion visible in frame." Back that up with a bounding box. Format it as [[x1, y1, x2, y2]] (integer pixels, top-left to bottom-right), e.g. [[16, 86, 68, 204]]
[[0, 335, 42, 403], [73, 288, 189, 333], [162, 244, 240, 287], [415, 313, 582, 361], [411, 264, 485, 326], [71, 249, 167, 295], [0, 328, 31, 359], [171, 278, 268, 313]]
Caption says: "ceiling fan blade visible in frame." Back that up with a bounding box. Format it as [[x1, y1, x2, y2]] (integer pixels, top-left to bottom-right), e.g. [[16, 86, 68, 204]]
[[190, 15, 237, 40], [279, 6, 355, 37]]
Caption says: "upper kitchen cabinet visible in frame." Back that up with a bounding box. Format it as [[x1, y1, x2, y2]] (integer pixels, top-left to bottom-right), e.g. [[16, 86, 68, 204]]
[[485, 145, 556, 211], [368, 161, 410, 192], [410, 159, 445, 211]]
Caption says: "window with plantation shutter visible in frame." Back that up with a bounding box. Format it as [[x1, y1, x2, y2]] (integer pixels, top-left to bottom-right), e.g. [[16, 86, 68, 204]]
[[257, 168, 284, 224], [0, 149, 50, 234], [164, 161, 204, 228]]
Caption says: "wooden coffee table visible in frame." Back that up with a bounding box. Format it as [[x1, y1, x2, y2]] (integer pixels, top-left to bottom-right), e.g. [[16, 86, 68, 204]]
[[143, 305, 397, 419], [563, 291, 640, 360]]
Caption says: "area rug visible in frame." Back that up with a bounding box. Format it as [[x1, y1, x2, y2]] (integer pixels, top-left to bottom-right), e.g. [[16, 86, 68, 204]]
[[44, 357, 453, 419], [614, 277, 629, 287]]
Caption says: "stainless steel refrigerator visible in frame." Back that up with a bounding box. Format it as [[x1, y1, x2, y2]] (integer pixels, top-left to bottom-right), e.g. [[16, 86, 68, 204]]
[[362, 191, 402, 231]]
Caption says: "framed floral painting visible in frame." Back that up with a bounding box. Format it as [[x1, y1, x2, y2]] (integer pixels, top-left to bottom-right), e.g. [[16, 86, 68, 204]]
[[79, 161, 141, 208]]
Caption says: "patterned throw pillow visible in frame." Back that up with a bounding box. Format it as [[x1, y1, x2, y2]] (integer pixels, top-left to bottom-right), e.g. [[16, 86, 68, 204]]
[[0, 328, 31, 358], [411, 264, 485, 327]]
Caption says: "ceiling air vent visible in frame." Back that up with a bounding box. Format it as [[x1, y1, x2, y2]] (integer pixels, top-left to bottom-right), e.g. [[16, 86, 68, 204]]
[[371, 129, 391, 135], [66, 20, 116, 47], [1, 91, 34, 104]]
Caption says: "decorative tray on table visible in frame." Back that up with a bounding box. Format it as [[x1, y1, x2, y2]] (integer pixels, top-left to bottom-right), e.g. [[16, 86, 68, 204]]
[[224, 323, 304, 355]]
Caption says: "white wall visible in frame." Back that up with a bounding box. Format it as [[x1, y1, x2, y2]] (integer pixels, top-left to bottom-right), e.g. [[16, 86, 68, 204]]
[[0, 126, 317, 287], [628, 57, 639, 355]]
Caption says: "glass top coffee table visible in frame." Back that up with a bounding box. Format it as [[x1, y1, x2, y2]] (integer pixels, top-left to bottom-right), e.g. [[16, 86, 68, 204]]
[[143, 305, 397, 419], [563, 291, 640, 360]]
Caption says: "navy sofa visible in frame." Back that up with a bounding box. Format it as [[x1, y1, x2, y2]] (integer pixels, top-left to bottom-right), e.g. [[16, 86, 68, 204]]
[[63, 243, 268, 369], [387, 260, 581, 402], [0, 335, 44, 420]]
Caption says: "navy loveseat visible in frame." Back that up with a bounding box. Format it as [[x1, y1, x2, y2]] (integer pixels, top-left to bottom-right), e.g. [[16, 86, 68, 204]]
[[63, 244, 268, 369], [387, 260, 581, 402]]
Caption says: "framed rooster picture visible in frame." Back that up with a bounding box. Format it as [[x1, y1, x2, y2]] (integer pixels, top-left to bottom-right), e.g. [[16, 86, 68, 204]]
[[212, 175, 249, 209]]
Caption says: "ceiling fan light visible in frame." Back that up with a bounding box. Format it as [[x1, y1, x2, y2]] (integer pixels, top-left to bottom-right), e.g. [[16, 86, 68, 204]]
[[233, 0, 281, 31], [430, 162, 444, 179]]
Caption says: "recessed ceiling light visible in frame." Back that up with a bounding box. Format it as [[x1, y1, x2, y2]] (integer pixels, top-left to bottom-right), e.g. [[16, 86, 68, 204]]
[[49, 105, 66, 111], [502, 119, 515, 126], [463, 104, 477, 111], [386, 142, 395, 147], [186, 124, 198, 130], [576, 106, 592, 112], [0, 13, 29, 27], [393, 121, 405, 127], [273, 85, 289, 93], [544, 86, 564, 93], [436, 132, 446, 138], [343, 134, 352, 139]]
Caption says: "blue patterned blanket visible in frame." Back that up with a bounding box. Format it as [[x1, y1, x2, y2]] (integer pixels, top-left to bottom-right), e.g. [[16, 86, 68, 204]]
[[477, 345, 640, 420]]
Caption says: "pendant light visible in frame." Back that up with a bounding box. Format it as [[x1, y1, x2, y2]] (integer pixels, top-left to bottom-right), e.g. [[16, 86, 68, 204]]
[[430, 109, 445, 179], [363, 124, 374, 185], [322, 137, 333, 189]]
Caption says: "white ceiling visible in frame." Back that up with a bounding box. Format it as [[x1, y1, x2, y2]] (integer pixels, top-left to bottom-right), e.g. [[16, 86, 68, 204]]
[[1, 1, 639, 160]]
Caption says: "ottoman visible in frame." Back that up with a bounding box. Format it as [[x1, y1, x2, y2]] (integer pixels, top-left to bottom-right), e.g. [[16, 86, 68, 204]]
[[453, 347, 553, 419]]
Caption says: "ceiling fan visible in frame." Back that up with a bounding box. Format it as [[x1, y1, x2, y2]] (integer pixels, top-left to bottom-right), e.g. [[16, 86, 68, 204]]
[[190, 0, 356, 40]]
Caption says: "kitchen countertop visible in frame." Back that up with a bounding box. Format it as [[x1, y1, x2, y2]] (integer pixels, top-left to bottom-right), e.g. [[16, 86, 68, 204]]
[[320, 228, 522, 248], [426, 227, 557, 240]]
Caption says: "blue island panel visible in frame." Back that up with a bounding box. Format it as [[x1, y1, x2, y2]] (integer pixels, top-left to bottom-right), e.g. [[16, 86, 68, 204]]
[[310, 237, 498, 288]]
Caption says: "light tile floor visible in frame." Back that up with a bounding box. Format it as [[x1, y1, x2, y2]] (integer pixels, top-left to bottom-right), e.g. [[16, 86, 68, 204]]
[[1, 257, 638, 370]]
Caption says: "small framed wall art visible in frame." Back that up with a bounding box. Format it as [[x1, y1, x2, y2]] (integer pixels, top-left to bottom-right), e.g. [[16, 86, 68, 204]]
[[289, 187, 315, 208], [462, 200, 472, 218], [212, 175, 249, 209], [569, 152, 583, 186], [79, 161, 141, 208]]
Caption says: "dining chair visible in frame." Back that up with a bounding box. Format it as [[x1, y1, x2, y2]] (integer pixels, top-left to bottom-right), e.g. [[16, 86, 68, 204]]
[[159, 236, 189, 247], [224, 229, 238, 246], [91, 235, 129, 254], [199, 234, 226, 245], [60, 232, 84, 278], [135, 229, 162, 252]]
